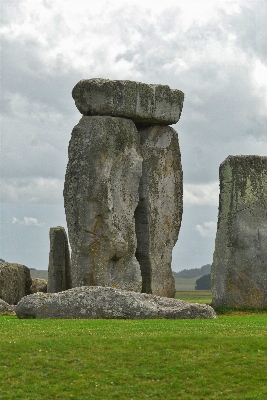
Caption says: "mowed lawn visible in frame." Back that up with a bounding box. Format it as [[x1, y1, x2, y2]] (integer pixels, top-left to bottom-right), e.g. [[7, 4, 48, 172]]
[[1, 306, 267, 400], [176, 290, 212, 304]]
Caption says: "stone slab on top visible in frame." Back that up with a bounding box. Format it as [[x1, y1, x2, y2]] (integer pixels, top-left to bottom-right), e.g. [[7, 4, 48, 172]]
[[72, 78, 184, 125]]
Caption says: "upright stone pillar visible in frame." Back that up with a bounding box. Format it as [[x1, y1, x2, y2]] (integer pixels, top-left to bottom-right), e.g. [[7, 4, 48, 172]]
[[135, 125, 183, 297], [212, 155, 267, 308], [65, 78, 184, 296], [47, 226, 71, 293], [64, 116, 143, 291]]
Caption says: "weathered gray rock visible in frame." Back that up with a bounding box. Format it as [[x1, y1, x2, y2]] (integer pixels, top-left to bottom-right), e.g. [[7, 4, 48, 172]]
[[212, 155, 267, 309], [64, 116, 143, 291], [47, 227, 71, 293], [0, 262, 32, 305], [72, 78, 184, 125], [30, 278, 47, 294], [15, 286, 216, 319], [0, 299, 16, 315], [135, 125, 183, 297]]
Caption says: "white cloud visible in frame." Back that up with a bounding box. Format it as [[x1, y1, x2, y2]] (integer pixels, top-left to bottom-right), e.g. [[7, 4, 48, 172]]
[[12, 216, 45, 227], [0, 0, 245, 77], [195, 221, 217, 238], [4, 92, 64, 123], [2, 178, 64, 204], [183, 182, 219, 206], [252, 60, 267, 113]]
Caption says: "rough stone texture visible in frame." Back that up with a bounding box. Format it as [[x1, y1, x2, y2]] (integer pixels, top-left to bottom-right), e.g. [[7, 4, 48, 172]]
[[72, 78, 184, 125], [0, 262, 32, 305], [212, 155, 267, 309], [15, 286, 217, 319], [0, 299, 16, 315], [135, 125, 183, 297], [47, 227, 71, 293], [30, 278, 47, 294], [64, 116, 143, 291]]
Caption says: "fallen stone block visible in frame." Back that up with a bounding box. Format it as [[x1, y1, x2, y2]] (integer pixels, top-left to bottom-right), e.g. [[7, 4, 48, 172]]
[[15, 286, 216, 319], [0, 299, 16, 315], [30, 278, 47, 294], [72, 78, 184, 125]]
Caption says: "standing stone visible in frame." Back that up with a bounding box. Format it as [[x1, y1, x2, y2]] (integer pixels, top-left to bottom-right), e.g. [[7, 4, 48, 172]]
[[72, 78, 184, 125], [212, 155, 267, 309], [135, 125, 183, 297], [47, 227, 71, 293], [0, 262, 32, 305], [64, 116, 143, 291]]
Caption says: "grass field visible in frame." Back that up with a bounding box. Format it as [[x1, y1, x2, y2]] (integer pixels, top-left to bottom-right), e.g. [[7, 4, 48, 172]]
[[176, 290, 212, 304], [1, 296, 267, 399]]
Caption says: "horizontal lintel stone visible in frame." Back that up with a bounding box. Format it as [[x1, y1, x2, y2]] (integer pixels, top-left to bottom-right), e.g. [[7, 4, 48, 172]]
[[72, 78, 184, 125]]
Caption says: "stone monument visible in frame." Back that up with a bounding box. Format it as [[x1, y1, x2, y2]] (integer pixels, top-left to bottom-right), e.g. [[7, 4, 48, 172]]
[[47, 226, 71, 293], [212, 155, 267, 308], [0, 262, 32, 305], [64, 78, 184, 297]]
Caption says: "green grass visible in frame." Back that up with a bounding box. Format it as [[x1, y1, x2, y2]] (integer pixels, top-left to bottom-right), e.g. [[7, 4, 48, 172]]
[[1, 315, 267, 399], [176, 290, 212, 304]]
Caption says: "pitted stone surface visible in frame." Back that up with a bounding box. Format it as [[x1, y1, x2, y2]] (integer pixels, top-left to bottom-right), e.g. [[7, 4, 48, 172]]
[[15, 286, 216, 319], [0, 299, 16, 315], [0, 262, 32, 305], [30, 278, 47, 294], [135, 125, 183, 297], [64, 116, 143, 291], [72, 78, 184, 125], [47, 226, 71, 293], [212, 155, 267, 309]]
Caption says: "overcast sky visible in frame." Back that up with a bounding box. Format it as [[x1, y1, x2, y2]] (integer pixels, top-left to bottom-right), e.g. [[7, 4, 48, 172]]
[[1, 0, 266, 271]]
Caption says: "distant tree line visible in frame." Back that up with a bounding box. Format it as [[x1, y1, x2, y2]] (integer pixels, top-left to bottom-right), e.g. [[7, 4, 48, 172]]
[[195, 274, 211, 290], [173, 264, 211, 279]]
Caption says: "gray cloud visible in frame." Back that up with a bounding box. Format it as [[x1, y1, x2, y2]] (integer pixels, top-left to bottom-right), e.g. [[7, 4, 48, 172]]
[[227, 2, 267, 64], [1, 0, 266, 270]]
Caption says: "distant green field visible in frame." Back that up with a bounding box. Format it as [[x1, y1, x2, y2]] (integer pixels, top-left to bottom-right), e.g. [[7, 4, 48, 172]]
[[174, 276, 200, 291], [176, 290, 212, 304]]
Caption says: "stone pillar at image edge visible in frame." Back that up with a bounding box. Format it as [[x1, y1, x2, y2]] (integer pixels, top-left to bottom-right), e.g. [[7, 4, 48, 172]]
[[64, 116, 143, 292], [47, 226, 71, 293], [211, 155, 267, 309], [0, 262, 32, 305], [135, 125, 183, 298]]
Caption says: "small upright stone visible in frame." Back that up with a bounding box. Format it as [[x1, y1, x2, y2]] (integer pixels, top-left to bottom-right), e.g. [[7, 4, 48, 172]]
[[72, 78, 184, 125], [212, 155, 267, 309], [0, 262, 32, 305], [47, 227, 71, 293], [135, 125, 183, 297]]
